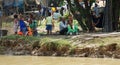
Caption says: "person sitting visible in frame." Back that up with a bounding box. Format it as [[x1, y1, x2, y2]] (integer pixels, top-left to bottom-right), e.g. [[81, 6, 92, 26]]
[[13, 14, 19, 34], [92, 11, 103, 28], [59, 17, 68, 35], [30, 17, 38, 36], [67, 15, 74, 35], [73, 20, 79, 34], [96, 12, 103, 28], [18, 15, 28, 36], [67, 15, 79, 35], [67, 20, 74, 35], [91, 11, 99, 27]]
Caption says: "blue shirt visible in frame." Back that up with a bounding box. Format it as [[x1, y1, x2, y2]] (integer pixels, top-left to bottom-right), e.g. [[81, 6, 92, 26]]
[[59, 21, 67, 31], [19, 20, 26, 29]]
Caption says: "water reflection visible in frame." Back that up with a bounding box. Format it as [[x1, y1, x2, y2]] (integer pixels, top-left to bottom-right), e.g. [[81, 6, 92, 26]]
[[0, 56, 120, 65]]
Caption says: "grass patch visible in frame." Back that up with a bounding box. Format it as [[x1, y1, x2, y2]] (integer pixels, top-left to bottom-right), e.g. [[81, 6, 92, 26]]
[[40, 37, 71, 52], [1, 35, 40, 42]]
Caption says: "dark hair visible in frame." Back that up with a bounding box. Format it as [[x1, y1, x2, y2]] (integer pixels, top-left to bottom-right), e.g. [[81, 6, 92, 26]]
[[61, 7, 64, 10], [56, 10, 58, 13], [0, 7, 1, 10], [48, 12, 51, 16], [14, 14, 18, 18], [95, 4, 98, 7], [30, 13, 33, 18]]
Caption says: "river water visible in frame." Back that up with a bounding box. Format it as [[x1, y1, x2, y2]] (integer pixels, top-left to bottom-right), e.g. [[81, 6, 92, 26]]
[[0, 55, 120, 65]]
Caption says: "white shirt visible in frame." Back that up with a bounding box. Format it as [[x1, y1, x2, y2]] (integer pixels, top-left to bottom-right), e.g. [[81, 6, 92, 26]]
[[53, 12, 61, 20]]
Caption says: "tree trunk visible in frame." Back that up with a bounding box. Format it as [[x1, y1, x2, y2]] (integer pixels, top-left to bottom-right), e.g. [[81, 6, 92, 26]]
[[103, 0, 113, 32], [112, 0, 120, 31]]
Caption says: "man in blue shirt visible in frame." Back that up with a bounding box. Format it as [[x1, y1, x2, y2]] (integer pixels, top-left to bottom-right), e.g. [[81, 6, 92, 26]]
[[59, 17, 68, 35]]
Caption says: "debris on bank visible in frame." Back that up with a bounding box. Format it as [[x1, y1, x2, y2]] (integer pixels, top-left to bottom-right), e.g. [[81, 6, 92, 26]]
[[0, 34, 120, 59]]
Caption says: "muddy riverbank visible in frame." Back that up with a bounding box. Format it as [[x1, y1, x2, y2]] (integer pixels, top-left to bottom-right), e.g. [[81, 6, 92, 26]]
[[0, 34, 120, 59]]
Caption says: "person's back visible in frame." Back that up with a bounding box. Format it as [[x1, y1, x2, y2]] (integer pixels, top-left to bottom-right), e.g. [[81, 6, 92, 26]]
[[33, 20, 37, 29], [46, 13, 54, 34], [19, 17, 28, 35], [53, 10, 61, 20], [32, 20, 38, 36], [13, 14, 19, 34], [19, 19, 26, 29], [93, 4, 99, 17], [46, 16, 53, 25], [30, 20, 37, 29]]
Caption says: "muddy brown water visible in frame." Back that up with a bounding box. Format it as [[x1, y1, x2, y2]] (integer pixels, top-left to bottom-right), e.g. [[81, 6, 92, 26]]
[[0, 56, 120, 65]]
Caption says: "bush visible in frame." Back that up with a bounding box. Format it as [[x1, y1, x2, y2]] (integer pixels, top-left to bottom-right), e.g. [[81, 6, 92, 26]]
[[40, 38, 71, 54]]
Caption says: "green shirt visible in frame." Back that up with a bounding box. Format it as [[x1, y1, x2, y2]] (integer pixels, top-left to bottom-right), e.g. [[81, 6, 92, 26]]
[[30, 20, 37, 30]]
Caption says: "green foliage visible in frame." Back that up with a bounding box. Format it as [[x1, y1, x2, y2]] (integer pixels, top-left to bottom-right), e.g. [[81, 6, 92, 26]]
[[63, 11, 70, 19], [69, 46, 77, 55], [49, 0, 64, 7], [54, 40, 71, 51], [0, 46, 5, 50], [40, 37, 54, 51], [0, 46, 5, 54], [40, 37, 71, 52], [58, 0, 65, 6]]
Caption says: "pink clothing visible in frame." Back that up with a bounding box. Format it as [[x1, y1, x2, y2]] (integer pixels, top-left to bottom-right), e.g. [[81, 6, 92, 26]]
[[14, 19, 19, 32]]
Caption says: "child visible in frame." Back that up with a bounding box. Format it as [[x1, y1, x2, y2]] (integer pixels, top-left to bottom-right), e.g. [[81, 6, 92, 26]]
[[13, 14, 19, 34], [18, 15, 28, 36], [30, 17, 38, 36], [45, 12, 54, 35]]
